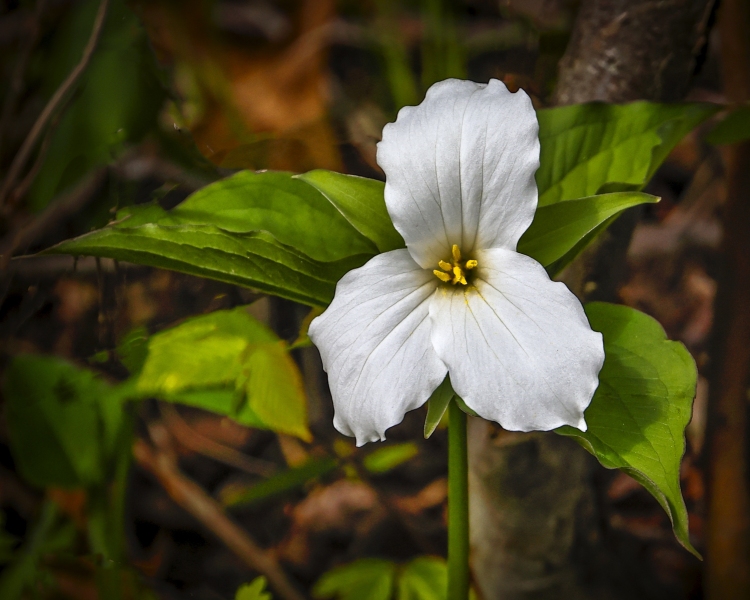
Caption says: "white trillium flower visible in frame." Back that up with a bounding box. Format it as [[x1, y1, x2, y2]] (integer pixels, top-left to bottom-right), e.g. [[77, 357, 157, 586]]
[[309, 79, 605, 446]]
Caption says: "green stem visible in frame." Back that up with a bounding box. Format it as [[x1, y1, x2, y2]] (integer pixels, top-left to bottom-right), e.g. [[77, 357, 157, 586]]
[[448, 399, 469, 600]]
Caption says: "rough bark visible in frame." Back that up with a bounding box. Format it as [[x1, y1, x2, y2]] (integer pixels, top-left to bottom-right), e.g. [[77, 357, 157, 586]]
[[704, 1, 750, 598], [469, 2, 714, 599]]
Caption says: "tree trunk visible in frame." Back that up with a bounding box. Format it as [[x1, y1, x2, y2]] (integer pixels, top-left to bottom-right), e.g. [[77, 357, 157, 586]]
[[469, 2, 714, 599], [704, 1, 750, 598]]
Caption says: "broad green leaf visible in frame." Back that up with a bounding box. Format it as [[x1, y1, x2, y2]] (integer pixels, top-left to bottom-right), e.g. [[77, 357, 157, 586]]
[[137, 308, 311, 440], [424, 376, 454, 439], [517, 192, 658, 267], [363, 442, 419, 474], [46, 224, 368, 307], [236, 577, 273, 600], [705, 104, 750, 145], [222, 457, 338, 508], [557, 303, 698, 557], [171, 171, 377, 261], [313, 559, 395, 600], [537, 102, 717, 207], [296, 171, 405, 253], [3, 356, 119, 487]]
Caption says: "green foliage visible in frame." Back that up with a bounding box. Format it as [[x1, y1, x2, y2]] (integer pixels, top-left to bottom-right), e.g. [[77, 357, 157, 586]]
[[3, 356, 123, 488], [517, 191, 658, 267], [0, 503, 77, 600], [222, 457, 339, 508], [137, 307, 311, 440], [314, 557, 471, 600], [536, 102, 717, 207], [705, 104, 750, 145], [363, 443, 419, 474], [169, 171, 377, 261], [29, 0, 165, 211], [47, 221, 367, 307], [236, 577, 273, 600], [423, 376, 454, 439], [314, 559, 395, 600], [46, 172, 377, 307], [296, 171, 404, 253], [557, 303, 698, 557]]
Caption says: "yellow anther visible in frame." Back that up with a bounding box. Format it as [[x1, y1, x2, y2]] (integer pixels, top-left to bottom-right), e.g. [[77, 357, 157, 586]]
[[452, 266, 467, 285], [434, 270, 452, 283], [465, 259, 478, 270], [438, 260, 453, 272], [452, 244, 462, 263]]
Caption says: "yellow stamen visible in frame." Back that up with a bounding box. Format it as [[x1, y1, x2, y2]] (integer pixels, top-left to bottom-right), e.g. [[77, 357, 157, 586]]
[[433, 244, 475, 285]]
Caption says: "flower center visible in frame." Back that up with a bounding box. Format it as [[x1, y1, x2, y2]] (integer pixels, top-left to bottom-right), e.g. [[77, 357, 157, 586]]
[[433, 244, 477, 285]]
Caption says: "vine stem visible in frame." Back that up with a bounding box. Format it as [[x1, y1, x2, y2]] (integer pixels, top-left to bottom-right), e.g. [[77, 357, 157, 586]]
[[448, 399, 469, 600]]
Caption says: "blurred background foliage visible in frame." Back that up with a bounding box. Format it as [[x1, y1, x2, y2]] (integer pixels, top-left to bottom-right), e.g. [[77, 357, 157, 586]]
[[1, 0, 749, 599]]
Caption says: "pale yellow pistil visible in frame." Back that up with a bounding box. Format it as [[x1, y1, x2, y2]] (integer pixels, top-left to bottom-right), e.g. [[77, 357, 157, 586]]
[[433, 244, 477, 285]]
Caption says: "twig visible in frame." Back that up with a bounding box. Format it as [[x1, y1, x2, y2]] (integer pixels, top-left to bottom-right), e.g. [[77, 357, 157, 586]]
[[134, 431, 306, 600], [160, 403, 277, 478], [0, 0, 110, 208], [0, 167, 107, 269]]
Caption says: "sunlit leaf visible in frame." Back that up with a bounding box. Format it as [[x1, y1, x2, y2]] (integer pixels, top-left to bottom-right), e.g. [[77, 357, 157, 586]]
[[171, 171, 377, 261], [296, 171, 404, 253], [557, 303, 698, 557], [397, 557, 447, 600], [536, 102, 717, 206], [236, 576, 273, 600], [46, 223, 368, 307], [137, 308, 311, 440], [517, 192, 658, 267]]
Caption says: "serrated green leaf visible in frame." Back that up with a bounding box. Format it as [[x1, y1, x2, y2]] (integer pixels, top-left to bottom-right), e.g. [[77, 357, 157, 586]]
[[46, 224, 369, 307], [557, 302, 698, 557], [137, 308, 311, 440], [236, 576, 273, 600], [3, 356, 120, 488], [296, 171, 405, 253], [517, 192, 659, 267], [313, 559, 395, 600], [424, 376, 454, 439], [170, 171, 377, 261], [705, 104, 750, 145], [536, 102, 717, 207], [363, 443, 419, 474]]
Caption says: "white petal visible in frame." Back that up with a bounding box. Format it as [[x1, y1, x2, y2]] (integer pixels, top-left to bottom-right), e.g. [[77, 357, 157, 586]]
[[309, 250, 446, 445], [377, 79, 540, 268], [429, 248, 604, 432]]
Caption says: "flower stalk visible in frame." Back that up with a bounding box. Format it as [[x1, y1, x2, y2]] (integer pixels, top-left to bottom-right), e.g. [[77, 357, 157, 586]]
[[448, 399, 469, 600]]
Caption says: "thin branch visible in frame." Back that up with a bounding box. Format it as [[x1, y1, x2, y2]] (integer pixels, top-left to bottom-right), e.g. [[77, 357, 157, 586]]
[[134, 430, 306, 600], [0, 0, 110, 208], [160, 403, 277, 478]]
